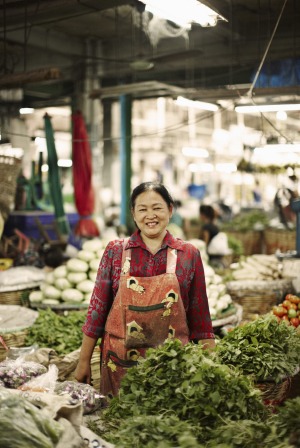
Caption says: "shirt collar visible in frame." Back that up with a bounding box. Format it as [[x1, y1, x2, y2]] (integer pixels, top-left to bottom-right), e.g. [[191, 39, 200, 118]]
[[126, 229, 184, 251]]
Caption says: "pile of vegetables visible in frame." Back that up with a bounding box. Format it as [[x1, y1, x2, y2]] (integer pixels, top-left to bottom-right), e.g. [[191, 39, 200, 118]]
[[272, 293, 300, 328], [93, 339, 269, 446], [204, 264, 234, 319], [216, 314, 300, 383], [230, 254, 283, 281], [221, 210, 269, 232], [55, 381, 102, 414], [88, 337, 300, 447], [25, 308, 86, 356], [0, 389, 64, 448], [29, 238, 105, 306]]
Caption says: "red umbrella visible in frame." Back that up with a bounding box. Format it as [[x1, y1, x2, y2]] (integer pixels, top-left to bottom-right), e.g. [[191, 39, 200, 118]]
[[72, 111, 99, 237]]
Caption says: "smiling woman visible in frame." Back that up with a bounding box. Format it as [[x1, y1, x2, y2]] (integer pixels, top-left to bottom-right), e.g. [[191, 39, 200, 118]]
[[75, 181, 215, 398]]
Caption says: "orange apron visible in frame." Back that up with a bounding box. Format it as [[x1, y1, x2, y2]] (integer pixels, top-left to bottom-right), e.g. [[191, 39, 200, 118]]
[[100, 240, 190, 397]]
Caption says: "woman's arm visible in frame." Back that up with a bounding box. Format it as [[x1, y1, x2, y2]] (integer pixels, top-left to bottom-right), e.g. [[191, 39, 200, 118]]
[[74, 334, 98, 384]]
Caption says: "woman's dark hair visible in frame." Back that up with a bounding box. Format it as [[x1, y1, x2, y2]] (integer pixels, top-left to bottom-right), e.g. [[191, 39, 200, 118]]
[[199, 204, 215, 221], [130, 182, 175, 209]]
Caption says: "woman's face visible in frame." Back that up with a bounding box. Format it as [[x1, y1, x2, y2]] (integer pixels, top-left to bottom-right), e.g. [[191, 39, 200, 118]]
[[132, 190, 173, 239]]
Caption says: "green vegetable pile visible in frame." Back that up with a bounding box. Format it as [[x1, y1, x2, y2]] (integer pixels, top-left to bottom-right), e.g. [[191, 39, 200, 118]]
[[221, 210, 269, 231], [0, 389, 63, 448], [25, 308, 86, 355], [93, 339, 269, 446], [216, 314, 300, 382]]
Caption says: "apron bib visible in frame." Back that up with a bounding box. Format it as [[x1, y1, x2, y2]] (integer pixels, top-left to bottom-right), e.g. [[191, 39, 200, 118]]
[[100, 241, 189, 397]]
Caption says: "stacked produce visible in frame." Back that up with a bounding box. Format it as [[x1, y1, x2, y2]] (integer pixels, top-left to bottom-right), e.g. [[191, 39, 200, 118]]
[[203, 263, 233, 319], [216, 314, 300, 383], [24, 308, 86, 356], [230, 254, 282, 281], [272, 293, 300, 328], [89, 337, 300, 447], [29, 238, 104, 306]]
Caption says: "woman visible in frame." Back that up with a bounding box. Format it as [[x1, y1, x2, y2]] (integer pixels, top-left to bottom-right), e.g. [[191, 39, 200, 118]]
[[75, 182, 215, 397], [199, 204, 219, 246]]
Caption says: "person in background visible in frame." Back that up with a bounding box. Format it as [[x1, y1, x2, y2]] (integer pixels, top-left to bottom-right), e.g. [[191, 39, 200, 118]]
[[75, 181, 215, 398], [199, 204, 219, 246]]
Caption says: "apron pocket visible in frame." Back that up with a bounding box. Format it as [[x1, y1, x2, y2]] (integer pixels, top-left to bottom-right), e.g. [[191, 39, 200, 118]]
[[101, 350, 138, 397], [124, 303, 171, 348]]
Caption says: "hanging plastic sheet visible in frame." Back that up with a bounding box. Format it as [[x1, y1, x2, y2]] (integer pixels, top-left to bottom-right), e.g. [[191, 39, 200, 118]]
[[72, 111, 99, 237], [44, 113, 70, 236]]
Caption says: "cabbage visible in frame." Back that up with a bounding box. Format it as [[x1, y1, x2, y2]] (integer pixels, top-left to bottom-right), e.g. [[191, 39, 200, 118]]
[[61, 288, 84, 303], [77, 250, 96, 262], [44, 286, 61, 300], [54, 278, 72, 291], [67, 272, 87, 284], [29, 290, 44, 303], [76, 280, 94, 294], [66, 258, 89, 273], [82, 239, 103, 253], [53, 265, 67, 278], [88, 270, 97, 282], [45, 272, 55, 285], [89, 259, 99, 272]]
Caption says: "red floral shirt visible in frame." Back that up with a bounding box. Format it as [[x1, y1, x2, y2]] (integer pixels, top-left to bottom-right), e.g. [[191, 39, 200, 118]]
[[82, 230, 215, 341]]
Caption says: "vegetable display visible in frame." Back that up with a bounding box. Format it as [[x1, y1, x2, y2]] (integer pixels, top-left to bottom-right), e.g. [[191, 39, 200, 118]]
[[272, 293, 300, 328], [99, 339, 267, 445], [24, 308, 86, 356], [216, 314, 300, 382], [29, 237, 105, 306], [230, 254, 283, 281]]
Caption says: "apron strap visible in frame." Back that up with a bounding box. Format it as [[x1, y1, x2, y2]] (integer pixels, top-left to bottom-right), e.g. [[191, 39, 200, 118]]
[[166, 248, 178, 274], [121, 238, 131, 276]]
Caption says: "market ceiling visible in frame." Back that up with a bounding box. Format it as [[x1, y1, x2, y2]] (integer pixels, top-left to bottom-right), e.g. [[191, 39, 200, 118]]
[[1, 0, 300, 110]]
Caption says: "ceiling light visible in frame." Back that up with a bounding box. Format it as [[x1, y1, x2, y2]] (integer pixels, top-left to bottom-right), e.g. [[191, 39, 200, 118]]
[[57, 159, 72, 168], [182, 147, 209, 157], [254, 144, 300, 154], [19, 107, 34, 115], [175, 96, 218, 111], [140, 0, 226, 29], [188, 162, 214, 172], [235, 104, 300, 113]]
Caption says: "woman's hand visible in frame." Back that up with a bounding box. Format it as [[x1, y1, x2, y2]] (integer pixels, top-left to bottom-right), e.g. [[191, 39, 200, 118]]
[[74, 360, 92, 385]]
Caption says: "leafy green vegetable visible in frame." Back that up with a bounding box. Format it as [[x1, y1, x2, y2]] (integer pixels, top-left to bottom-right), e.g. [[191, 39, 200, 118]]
[[203, 418, 292, 448], [99, 339, 267, 445], [216, 314, 300, 382], [106, 415, 200, 448], [25, 308, 86, 355], [0, 389, 63, 448], [221, 210, 269, 232], [275, 397, 300, 447]]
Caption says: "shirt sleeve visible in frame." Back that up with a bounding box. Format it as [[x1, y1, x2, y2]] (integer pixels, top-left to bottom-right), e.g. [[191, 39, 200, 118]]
[[186, 246, 215, 341], [82, 240, 121, 339]]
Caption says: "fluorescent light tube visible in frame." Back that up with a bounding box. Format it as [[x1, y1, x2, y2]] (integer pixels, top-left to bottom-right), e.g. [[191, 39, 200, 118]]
[[175, 96, 218, 111], [182, 147, 209, 157], [235, 104, 300, 113], [140, 0, 226, 28]]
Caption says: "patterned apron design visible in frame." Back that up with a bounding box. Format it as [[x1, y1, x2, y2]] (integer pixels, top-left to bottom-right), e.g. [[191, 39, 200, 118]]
[[100, 240, 190, 397]]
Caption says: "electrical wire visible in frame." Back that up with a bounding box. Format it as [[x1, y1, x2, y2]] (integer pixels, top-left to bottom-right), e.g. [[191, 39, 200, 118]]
[[247, 0, 288, 98]]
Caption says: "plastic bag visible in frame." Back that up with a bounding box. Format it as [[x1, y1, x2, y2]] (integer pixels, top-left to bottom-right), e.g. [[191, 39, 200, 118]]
[[0, 388, 63, 448], [19, 364, 59, 393], [0, 357, 47, 388], [55, 381, 103, 414], [207, 232, 232, 256]]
